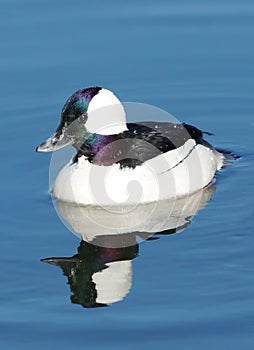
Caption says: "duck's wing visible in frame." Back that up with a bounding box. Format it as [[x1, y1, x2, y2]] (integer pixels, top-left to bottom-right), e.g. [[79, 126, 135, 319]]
[[118, 121, 208, 167], [127, 121, 205, 148]]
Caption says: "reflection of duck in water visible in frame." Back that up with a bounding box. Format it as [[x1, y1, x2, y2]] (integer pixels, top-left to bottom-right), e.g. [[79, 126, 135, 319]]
[[42, 240, 138, 308], [42, 187, 216, 308], [54, 186, 216, 246]]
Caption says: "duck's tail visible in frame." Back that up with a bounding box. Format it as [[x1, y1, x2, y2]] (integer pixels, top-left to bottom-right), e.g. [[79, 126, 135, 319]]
[[215, 148, 240, 167]]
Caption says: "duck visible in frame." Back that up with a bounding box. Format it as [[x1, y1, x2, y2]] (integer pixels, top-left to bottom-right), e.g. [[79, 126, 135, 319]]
[[36, 86, 224, 206]]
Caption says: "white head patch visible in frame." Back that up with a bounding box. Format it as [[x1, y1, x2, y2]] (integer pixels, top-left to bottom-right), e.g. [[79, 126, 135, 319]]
[[86, 88, 128, 135]]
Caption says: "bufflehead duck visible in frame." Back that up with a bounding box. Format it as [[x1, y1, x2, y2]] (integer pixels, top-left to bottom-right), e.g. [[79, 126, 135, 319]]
[[36, 87, 224, 205]]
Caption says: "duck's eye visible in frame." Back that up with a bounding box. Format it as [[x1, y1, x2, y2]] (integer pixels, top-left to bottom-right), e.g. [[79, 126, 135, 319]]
[[78, 113, 87, 124]]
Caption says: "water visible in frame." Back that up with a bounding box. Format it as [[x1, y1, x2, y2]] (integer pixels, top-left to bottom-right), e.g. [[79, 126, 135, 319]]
[[1, 0, 254, 348]]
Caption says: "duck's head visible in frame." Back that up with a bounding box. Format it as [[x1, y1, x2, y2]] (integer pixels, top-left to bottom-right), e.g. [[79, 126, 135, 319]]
[[36, 87, 127, 152]]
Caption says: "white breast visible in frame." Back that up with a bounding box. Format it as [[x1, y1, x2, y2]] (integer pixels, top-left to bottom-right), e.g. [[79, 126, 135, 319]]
[[52, 140, 223, 206]]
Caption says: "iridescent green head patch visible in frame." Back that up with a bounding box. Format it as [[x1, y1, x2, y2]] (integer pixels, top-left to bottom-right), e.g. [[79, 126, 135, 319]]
[[61, 86, 102, 127]]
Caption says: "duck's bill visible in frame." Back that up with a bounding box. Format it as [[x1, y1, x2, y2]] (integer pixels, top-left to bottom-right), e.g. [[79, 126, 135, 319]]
[[36, 125, 72, 152]]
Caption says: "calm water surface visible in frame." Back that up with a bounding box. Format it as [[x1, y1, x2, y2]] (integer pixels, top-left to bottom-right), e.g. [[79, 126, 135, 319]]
[[1, 0, 254, 349]]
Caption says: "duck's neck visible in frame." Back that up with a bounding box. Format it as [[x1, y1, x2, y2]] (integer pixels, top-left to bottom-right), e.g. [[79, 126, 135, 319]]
[[73, 132, 124, 165]]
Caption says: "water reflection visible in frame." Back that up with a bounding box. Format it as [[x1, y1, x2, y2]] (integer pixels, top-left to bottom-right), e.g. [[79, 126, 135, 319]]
[[42, 186, 216, 308], [43, 240, 138, 308]]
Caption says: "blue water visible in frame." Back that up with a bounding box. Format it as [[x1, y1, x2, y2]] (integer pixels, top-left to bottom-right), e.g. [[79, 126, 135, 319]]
[[1, 0, 254, 349]]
